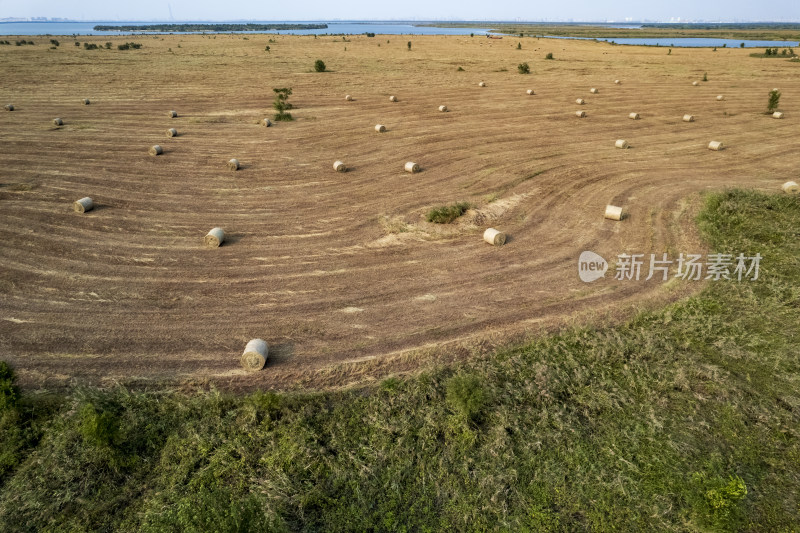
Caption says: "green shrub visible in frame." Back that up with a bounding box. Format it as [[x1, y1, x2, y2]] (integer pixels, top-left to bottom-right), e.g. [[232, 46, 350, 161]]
[[426, 202, 471, 223], [83, 42, 98, 50], [703, 72, 708, 81], [273, 87, 293, 121], [407, 41, 411, 50], [545, 52, 553, 59], [457, 66, 464, 71], [767, 89, 781, 113], [314, 59, 326, 72], [446, 373, 489, 421], [517, 42, 521, 50], [517, 62, 530, 74], [49, 39, 59, 47]]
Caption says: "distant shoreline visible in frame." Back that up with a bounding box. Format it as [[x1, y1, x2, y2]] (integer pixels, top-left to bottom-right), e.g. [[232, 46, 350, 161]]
[[93, 23, 328, 32]]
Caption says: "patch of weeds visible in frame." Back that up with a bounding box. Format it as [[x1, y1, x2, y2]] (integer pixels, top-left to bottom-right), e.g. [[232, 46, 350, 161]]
[[426, 202, 471, 223]]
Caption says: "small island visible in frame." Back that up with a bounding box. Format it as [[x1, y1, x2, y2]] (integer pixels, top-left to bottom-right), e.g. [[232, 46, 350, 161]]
[[94, 23, 328, 32]]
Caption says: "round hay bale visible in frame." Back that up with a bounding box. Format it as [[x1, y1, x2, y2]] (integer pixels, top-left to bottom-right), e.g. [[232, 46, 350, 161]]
[[590, 88, 598, 94], [682, 114, 695, 122], [345, 94, 353, 101], [782, 181, 799, 194], [614, 79, 621, 84], [262, 118, 272, 127], [404, 161, 420, 173], [628, 112, 640, 120], [169, 110, 177, 118], [389, 95, 398, 102], [149, 145, 163, 156], [483, 228, 506, 246], [478, 81, 486, 87], [53, 118, 63, 126], [83, 98, 90, 105], [773, 111, 784, 119], [4, 104, 13, 111], [716, 95, 725, 101], [333, 160, 347, 172], [604, 205, 623, 221], [692, 81, 700, 86], [204, 227, 225, 248], [576, 98, 585, 105], [526, 89, 535, 95], [438, 105, 448, 112], [228, 158, 240, 171], [166, 128, 177, 138], [615, 139, 629, 149], [374, 124, 386, 133], [575, 110, 586, 118], [241, 338, 268, 371], [73, 197, 93, 213], [708, 141, 724, 151]]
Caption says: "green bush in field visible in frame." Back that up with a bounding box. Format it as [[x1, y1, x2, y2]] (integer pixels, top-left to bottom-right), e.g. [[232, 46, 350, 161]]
[[273, 87, 293, 121], [518, 62, 530, 74], [314, 59, 326, 72], [767, 89, 781, 113], [426, 202, 471, 223]]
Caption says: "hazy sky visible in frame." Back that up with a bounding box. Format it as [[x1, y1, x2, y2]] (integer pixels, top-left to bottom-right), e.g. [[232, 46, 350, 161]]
[[2, 0, 799, 22]]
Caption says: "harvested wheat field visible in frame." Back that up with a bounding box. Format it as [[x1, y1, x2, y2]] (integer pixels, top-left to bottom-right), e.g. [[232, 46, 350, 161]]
[[1, 34, 797, 390]]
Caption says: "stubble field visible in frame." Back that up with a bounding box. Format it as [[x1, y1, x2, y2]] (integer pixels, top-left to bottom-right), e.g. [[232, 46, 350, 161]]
[[1, 33, 797, 390]]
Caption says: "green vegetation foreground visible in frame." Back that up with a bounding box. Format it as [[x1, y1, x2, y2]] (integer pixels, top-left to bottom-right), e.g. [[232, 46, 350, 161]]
[[1, 189, 799, 531]]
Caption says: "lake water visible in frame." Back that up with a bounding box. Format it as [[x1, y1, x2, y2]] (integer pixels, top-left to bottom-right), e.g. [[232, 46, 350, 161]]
[[544, 35, 799, 48], [0, 21, 491, 36], [1, 22, 797, 48]]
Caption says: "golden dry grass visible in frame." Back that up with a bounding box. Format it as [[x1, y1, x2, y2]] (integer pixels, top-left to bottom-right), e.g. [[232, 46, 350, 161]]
[[0, 33, 798, 389]]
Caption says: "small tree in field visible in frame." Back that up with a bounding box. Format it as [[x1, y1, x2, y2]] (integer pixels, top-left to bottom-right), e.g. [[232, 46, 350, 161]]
[[545, 52, 554, 59], [314, 59, 325, 72], [517, 42, 521, 49], [273, 87, 293, 121], [517, 62, 530, 74], [767, 89, 781, 114], [407, 41, 411, 50]]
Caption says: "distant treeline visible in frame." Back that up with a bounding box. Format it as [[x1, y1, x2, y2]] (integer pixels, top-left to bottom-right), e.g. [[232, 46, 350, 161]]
[[93, 23, 328, 32], [642, 23, 800, 30]]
